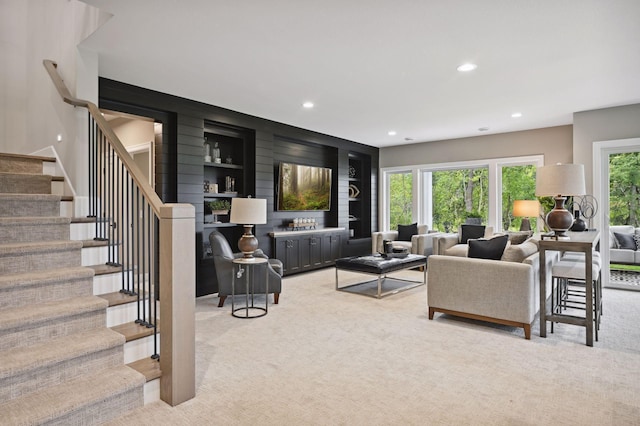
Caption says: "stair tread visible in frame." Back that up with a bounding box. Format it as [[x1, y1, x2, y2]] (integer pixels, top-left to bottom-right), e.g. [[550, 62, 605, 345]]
[[71, 216, 97, 223], [112, 321, 158, 342], [88, 264, 124, 276], [0, 193, 61, 201], [0, 295, 107, 332], [0, 240, 83, 253], [0, 328, 124, 380], [0, 171, 52, 178], [99, 291, 140, 307], [61, 195, 73, 202], [0, 365, 144, 425], [0, 266, 94, 289], [127, 357, 161, 382], [0, 216, 70, 225]]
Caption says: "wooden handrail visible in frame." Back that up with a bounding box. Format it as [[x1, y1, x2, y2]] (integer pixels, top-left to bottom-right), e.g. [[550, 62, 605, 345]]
[[43, 59, 163, 216]]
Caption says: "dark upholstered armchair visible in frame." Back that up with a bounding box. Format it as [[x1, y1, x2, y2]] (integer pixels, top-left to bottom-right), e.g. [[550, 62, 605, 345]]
[[208, 231, 283, 307]]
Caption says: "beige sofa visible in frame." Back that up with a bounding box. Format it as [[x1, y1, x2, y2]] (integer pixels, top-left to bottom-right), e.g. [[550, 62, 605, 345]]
[[427, 238, 558, 339]]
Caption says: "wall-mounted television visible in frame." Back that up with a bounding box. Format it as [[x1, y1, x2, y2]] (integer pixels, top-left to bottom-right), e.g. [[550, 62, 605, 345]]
[[277, 162, 332, 211]]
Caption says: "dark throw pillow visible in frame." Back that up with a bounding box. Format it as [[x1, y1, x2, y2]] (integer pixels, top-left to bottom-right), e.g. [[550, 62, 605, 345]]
[[468, 234, 510, 260], [460, 224, 486, 244], [614, 232, 637, 250], [397, 223, 418, 242]]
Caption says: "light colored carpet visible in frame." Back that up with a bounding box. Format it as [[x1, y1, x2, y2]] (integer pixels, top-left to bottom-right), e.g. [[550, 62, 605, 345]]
[[110, 268, 640, 425]]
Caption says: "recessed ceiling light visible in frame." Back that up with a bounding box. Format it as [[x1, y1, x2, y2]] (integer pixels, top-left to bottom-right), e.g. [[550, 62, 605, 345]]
[[457, 63, 477, 72], [388, 131, 397, 136], [478, 127, 489, 132], [511, 112, 523, 118], [302, 101, 314, 109]]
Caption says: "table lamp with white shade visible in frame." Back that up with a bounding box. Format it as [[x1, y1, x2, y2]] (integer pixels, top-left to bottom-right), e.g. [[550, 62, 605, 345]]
[[512, 200, 540, 231], [535, 164, 586, 238], [230, 197, 267, 259]]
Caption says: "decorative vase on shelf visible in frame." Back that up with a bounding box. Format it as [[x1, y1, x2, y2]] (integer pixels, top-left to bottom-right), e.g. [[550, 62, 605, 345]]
[[212, 142, 221, 164], [203, 138, 212, 163]]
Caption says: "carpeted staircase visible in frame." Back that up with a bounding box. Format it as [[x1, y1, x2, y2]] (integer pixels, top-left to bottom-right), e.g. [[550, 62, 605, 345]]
[[0, 153, 145, 424]]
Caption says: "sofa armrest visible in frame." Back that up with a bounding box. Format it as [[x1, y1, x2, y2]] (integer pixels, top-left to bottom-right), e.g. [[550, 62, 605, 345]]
[[372, 231, 399, 253], [411, 232, 443, 256], [432, 233, 459, 255]]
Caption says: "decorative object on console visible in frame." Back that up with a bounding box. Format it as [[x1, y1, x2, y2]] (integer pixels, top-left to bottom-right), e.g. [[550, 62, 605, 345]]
[[570, 194, 598, 230], [212, 142, 221, 163], [535, 163, 586, 238], [348, 184, 360, 198], [512, 200, 540, 231], [230, 197, 267, 258], [569, 210, 587, 232], [288, 218, 317, 230]]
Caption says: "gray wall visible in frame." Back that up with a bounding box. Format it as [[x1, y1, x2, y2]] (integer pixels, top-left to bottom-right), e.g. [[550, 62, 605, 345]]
[[380, 125, 573, 168], [573, 103, 640, 194]]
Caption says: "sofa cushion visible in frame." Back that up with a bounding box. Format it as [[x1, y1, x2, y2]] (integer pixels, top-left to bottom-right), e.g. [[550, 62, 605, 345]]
[[444, 244, 469, 257], [460, 224, 486, 244], [504, 230, 533, 245], [502, 240, 539, 263], [468, 234, 509, 260], [397, 223, 418, 241], [635, 233, 640, 251], [614, 232, 637, 250], [610, 225, 635, 248]]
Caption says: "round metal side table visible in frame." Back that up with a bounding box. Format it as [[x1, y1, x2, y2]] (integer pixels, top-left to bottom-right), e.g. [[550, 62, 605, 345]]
[[231, 257, 269, 318]]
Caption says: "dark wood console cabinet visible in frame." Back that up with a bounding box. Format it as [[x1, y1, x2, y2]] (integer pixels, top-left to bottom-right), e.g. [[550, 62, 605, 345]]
[[269, 228, 346, 276]]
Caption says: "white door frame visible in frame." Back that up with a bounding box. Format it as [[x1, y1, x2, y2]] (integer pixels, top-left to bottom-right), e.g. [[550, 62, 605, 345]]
[[593, 137, 640, 290]]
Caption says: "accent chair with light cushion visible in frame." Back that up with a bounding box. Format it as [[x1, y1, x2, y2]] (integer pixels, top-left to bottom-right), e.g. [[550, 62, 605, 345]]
[[427, 236, 558, 339], [371, 223, 442, 257], [609, 225, 640, 265]]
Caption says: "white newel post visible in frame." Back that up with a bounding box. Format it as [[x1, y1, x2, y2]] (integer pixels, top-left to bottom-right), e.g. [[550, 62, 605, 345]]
[[159, 203, 196, 405]]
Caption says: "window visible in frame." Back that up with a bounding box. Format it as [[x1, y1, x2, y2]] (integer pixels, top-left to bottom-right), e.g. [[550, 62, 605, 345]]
[[501, 164, 537, 231], [381, 155, 543, 233], [432, 167, 488, 233], [388, 171, 413, 230]]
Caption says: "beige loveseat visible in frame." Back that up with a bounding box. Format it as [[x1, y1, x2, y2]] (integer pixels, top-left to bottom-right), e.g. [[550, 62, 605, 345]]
[[427, 237, 557, 339]]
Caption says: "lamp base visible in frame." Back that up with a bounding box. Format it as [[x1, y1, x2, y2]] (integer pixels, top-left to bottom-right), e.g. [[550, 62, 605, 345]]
[[519, 218, 531, 232], [238, 225, 259, 258], [545, 196, 574, 238]]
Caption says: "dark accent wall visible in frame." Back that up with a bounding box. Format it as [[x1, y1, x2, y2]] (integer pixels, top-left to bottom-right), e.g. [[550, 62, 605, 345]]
[[99, 77, 379, 296]]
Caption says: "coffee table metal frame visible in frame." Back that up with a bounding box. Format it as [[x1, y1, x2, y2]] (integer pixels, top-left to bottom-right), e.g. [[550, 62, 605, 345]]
[[335, 254, 427, 299]]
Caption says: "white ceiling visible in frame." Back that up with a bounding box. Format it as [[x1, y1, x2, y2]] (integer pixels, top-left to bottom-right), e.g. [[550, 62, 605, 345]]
[[80, 0, 640, 148]]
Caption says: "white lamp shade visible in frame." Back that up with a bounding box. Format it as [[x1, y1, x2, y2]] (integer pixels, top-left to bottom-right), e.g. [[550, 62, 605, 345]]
[[535, 164, 586, 197], [513, 200, 540, 217], [230, 197, 267, 225]]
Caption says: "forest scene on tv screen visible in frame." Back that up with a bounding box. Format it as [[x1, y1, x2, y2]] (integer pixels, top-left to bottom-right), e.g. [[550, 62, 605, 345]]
[[278, 163, 332, 211]]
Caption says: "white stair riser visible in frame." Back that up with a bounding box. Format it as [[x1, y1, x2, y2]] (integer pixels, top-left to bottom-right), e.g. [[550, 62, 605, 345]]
[[70, 222, 97, 240], [82, 245, 119, 266], [42, 162, 56, 176], [144, 379, 160, 405], [107, 301, 159, 327], [124, 334, 160, 364], [93, 271, 134, 295]]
